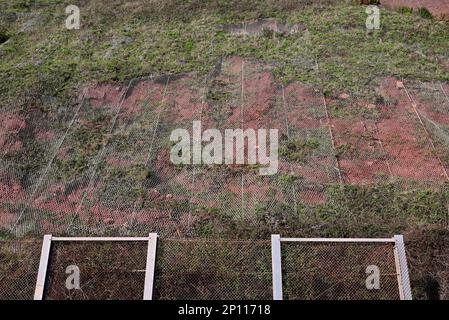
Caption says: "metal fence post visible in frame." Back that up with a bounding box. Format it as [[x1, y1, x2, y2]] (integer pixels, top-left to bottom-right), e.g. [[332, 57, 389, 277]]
[[143, 233, 158, 300], [271, 234, 283, 300], [34, 234, 52, 300], [394, 235, 412, 300]]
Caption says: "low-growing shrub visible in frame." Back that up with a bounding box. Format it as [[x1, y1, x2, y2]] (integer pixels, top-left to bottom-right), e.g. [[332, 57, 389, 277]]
[[418, 7, 433, 19]]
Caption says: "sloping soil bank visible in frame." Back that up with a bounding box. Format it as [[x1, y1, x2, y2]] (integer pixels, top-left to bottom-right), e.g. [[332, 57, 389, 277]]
[[2, 56, 449, 236], [382, 0, 449, 19]]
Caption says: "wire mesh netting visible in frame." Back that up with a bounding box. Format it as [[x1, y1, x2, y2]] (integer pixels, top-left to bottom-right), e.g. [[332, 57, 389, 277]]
[[0, 238, 409, 300], [44, 241, 148, 300], [1, 54, 449, 237], [0, 37, 320, 237], [0, 240, 41, 300], [153, 239, 273, 300], [281, 241, 400, 300]]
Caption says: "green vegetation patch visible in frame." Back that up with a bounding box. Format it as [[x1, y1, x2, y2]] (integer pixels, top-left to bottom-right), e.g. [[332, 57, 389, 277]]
[[418, 7, 433, 20], [2, 1, 448, 112], [280, 137, 320, 163]]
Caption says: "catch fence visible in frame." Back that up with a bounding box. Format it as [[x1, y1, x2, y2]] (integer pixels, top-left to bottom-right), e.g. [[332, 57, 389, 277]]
[[271, 235, 411, 300], [0, 234, 412, 300]]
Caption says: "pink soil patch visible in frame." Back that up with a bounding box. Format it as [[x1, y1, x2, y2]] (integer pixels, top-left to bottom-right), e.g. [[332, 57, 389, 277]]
[[56, 146, 70, 160], [0, 113, 26, 132], [0, 208, 16, 225], [40, 219, 61, 233], [247, 175, 303, 208], [382, 0, 449, 19], [130, 208, 189, 235], [172, 172, 195, 191], [0, 113, 26, 155], [67, 188, 86, 204], [0, 179, 25, 203], [81, 84, 125, 109], [153, 149, 176, 181], [378, 115, 446, 180], [376, 77, 447, 181], [221, 174, 282, 214], [30, 182, 132, 228], [169, 76, 205, 124], [283, 83, 323, 130], [332, 113, 390, 184], [88, 204, 130, 226], [223, 59, 279, 131], [242, 69, 276, 129], [31, 182, 90, 217], [215, 174, 241, 197], [82, 80, 166, 119], [198, 104, 217, 130], [105, 156, 135, 167], [120, 80, 166, 119], [298, 189, 326, 205], [1, 141, 23, 154], [339, 159, 389, 184], [33, 196, 77, 216], [34, 129, 55, 142]]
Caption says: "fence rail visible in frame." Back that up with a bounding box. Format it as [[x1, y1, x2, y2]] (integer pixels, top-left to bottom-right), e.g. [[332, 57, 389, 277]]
[[272, 235, 412, 300], [0, 234, 412, 300]]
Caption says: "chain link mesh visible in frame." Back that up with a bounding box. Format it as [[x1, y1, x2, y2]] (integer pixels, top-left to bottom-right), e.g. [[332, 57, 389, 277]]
[[0, 240, 40, 300], [282, 242, 400, 300], [154, 239, 272, 300], [0, 238, 409, 300], [44, 241, 148, 300], [0, 56, 448, 237]]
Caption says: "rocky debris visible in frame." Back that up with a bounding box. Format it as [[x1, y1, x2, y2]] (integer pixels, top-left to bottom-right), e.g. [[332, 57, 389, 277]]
[[396, 81, 404, 89]]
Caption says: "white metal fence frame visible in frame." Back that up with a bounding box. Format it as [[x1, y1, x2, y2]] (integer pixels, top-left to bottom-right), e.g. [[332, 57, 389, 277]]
[[33, 234, 412, 300], [33, 233, 158, 300], [271, 235, 413, 300]]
